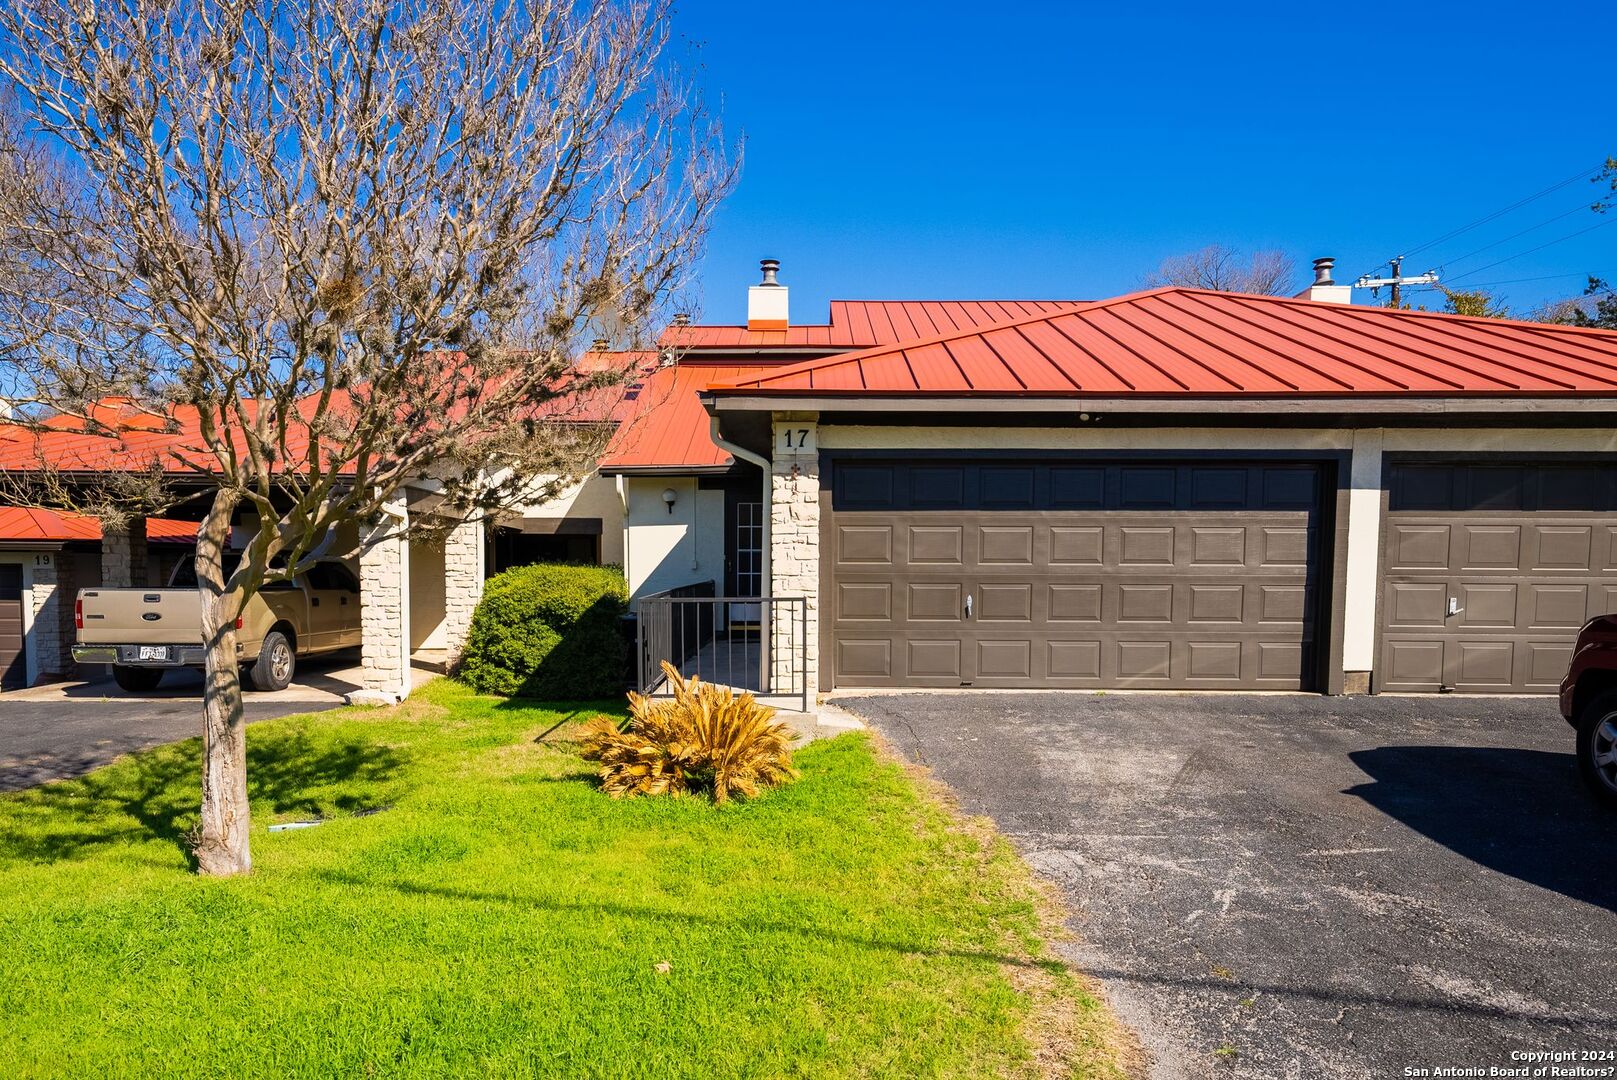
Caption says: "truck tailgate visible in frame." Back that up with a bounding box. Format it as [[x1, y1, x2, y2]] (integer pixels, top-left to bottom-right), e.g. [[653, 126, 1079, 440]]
[[78, 588, 203, 645]]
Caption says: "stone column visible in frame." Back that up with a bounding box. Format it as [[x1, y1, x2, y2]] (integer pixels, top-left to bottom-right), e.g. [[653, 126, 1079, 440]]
[[352, 494, 412, 705], [26, 554, 65, 684], [1340, 428, 1385, 694], [770, 412, 820, 700], [441, 515, 486, 666], [101, 517, 148, 588]]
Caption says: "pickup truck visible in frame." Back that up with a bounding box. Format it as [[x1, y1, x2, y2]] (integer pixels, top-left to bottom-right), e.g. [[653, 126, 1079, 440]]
[[73, 557, 363, 693], [1560, 614, 1617, 808]]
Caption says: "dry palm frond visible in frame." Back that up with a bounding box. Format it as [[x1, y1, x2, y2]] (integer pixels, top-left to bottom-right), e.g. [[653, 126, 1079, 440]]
[[579, 662, 799, 803]]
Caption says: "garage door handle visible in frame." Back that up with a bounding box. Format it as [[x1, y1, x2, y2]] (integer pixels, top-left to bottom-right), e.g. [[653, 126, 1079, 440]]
[[964, 594, 973, 618], [1447, 596, 1462, 617]]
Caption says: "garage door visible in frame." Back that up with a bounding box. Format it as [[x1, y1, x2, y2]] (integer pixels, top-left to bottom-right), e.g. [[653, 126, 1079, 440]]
[[1, 565, 24, 691], [827, 460, 1325, 689], [1379, 462, 1617, 693]]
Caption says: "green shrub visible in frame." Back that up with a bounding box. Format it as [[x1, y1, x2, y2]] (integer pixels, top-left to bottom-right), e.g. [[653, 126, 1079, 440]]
[[455, 563, 629, 698]]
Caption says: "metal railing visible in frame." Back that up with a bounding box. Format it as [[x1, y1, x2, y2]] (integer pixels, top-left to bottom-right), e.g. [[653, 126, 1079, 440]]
[[636, 583, 809, 713]]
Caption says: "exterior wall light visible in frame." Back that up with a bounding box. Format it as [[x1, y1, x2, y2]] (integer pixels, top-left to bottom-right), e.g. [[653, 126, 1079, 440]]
[[662, 487, 677, 514]]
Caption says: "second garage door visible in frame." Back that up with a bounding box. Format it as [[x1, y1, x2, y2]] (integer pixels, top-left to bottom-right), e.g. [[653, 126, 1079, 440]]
[[1, 564, 25, 691], [1379, 461, 1617, 693], [827, 459, 1326, 690]]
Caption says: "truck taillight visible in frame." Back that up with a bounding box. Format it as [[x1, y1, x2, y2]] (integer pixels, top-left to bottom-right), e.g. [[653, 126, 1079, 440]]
[[235, 617, 243, 630], [75, 597, 83, 630]]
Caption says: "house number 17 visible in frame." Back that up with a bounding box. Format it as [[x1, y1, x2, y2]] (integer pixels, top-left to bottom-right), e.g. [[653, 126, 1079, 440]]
[[781, 428, 810, 449]]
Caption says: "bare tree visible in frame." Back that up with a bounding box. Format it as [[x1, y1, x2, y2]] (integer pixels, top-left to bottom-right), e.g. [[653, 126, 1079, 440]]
[[1142, 244, 1298, 296], [0, 0, 735, 876]]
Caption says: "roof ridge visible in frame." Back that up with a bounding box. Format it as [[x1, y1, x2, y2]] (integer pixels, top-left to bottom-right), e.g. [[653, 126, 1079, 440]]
[[1224, 287, 1617, 339]]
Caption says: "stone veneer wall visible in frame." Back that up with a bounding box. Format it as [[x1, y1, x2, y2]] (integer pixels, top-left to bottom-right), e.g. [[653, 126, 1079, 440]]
[[356, 497, 410, 703], [440, 516, 485, 665], [770, 413, 819, 698], [100, 519, 148, 589], [27, 555, 63, 683]]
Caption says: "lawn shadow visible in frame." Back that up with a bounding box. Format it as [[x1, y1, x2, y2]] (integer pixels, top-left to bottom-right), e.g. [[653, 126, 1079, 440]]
[[1345, 744, 1615, 913], [0, 723, 408, 867]]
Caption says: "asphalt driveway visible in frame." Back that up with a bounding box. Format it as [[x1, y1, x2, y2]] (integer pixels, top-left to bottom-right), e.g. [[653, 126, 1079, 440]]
[[0, 655, 378, 792], [838, 691, 1616, 1080]]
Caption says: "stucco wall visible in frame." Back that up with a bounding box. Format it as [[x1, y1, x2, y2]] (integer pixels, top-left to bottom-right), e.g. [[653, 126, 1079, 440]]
[[622, 475, 725, 603], [408, 536, 448, 650]]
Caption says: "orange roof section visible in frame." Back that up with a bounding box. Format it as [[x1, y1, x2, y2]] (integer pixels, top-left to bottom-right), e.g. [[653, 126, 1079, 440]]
[[599, 361, 779, 471], [660, 299, 1079, 350], [707, 288, 1617, 397], [0, 508, 200, 544]]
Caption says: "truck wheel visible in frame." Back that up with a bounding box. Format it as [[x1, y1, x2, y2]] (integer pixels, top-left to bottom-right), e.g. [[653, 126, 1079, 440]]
[[248, 631, 296, 692], [1576, 690, 1617, 809], [112, 666, 164, 693]]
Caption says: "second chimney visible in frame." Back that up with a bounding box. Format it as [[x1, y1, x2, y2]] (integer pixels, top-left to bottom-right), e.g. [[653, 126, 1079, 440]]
[[747, 258, 789, 330], [1293, 256, 1352, 304]]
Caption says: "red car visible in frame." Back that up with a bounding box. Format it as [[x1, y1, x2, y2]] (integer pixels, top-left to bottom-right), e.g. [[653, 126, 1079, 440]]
[[1560, 615, 1617, 807]]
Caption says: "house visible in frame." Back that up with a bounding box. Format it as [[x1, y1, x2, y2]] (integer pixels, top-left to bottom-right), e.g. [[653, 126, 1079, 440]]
[[5, 258, 1617, 701]]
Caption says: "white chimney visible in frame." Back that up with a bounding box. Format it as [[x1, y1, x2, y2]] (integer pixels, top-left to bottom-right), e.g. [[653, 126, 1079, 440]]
[[1294, 257, 1352, 304], [747, 258, 789, 330]]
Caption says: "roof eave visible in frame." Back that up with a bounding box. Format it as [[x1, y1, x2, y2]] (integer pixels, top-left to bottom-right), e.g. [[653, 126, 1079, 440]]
[[704, 392, 1617, 416]]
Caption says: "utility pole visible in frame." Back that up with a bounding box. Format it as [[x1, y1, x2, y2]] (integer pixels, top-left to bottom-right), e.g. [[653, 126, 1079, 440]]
[[1354, 256, 1440, 307]]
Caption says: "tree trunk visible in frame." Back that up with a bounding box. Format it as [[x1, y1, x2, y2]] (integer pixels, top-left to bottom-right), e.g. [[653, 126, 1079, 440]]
[[194, 490, 252, 876]]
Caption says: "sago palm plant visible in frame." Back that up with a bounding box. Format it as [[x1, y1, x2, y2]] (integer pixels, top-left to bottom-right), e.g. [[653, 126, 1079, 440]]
[[579, 662, 799, 803]]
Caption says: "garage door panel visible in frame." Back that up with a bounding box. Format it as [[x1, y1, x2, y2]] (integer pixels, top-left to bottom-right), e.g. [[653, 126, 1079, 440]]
[[1525, 584, 1589, 629], [830, 460, 1321, 690], [1456, 641, 1515, 688], [1049, 640, 1101, 678], [838, 582, 892, 621], [1531, 526, 1593, 571], [0, 566, 23, 691], [1118, 526, 1174, 565], [1187, 584, 1243, 623], [977, 582, 1032, 622], [980, 526, 1034, 564], [907, 639, 962, 679], [1048, 583, 1102, 622], [1456, 525, 1522, 570], [1458, 582, 1517, 628], [838, 525, 893, 565], [1117, 640, 1171, 679], [1387, 582, 1447, 627], [977, 639, 1032, 679], [909, 526, 963, 565], [907, 582, 963, 621], [1380, 461, 1617, 693], [1387, 524, 1450, 570], [1190, 527, 1246, 566], [1187, 640, 1242, 679], [838, 638, 893, 678]]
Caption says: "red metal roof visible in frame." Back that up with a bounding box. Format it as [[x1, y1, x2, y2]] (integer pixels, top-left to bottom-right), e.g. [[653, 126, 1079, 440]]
[[707, 288, 1617, 397], [0, 508, 200, 544], [599, 361, 780, 471], [660, 299, 1079, 350]]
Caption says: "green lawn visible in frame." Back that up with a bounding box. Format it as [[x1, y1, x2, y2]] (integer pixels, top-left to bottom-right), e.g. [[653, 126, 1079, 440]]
[[0, 679, 1132, 1079]]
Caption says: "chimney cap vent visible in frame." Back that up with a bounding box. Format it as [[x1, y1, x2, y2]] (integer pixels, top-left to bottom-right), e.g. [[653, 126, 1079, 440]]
[[759, 258, 781, 286], [1311, 257, 1336, 287]]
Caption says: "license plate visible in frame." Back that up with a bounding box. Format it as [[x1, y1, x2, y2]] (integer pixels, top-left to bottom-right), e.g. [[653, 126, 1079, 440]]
[[137, 646, 169, 661]]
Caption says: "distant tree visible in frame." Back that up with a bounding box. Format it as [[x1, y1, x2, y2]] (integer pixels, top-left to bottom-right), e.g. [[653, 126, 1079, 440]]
[[1142, 245, 1298, 296], [1534, 276, 1617, 330], [1438, 288, 1510, 319]]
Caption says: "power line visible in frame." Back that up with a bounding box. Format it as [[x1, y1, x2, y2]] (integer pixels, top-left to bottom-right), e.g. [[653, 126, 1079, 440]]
[[1435, 201, 1592, 272], [1446, 270, 1612, 289], [1445, 218, 1617, 285], [1355, 161, 1606, 279]]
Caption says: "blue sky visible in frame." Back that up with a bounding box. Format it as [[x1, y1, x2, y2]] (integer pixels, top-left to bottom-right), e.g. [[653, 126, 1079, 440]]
[[676, 0, 1613, 323]]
